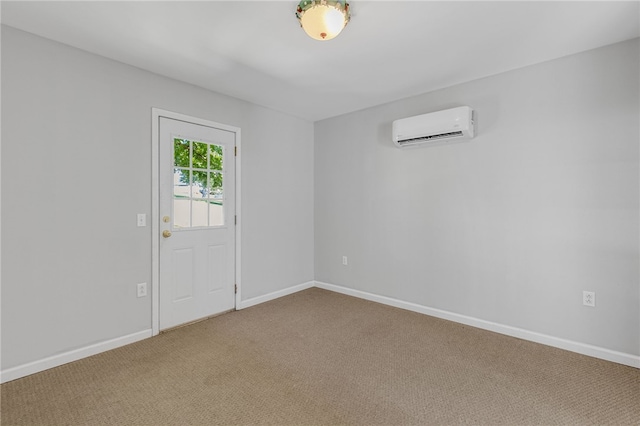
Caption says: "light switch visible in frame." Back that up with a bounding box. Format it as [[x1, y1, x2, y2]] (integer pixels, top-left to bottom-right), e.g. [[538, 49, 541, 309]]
[[137, 213, 146, 227]]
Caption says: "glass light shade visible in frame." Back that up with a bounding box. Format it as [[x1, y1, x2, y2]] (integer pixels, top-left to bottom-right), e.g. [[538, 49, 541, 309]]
[[296, 1, 350, 41]]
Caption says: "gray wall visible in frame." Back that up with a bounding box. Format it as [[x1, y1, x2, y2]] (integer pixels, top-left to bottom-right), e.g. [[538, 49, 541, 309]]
[[1, 26, 314, 369], [2, 24, 638, 372], [315, 39, 639, 356]]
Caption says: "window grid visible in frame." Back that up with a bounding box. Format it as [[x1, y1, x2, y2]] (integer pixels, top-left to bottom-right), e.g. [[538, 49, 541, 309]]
[[173, 138, 224, 229]]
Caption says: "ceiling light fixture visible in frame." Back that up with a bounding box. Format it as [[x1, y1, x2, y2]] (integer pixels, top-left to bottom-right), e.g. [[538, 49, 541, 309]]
[[296, 0, 351, 41]]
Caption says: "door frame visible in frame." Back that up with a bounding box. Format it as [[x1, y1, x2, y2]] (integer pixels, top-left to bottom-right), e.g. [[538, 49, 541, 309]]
[[151, 108, 242, 336]]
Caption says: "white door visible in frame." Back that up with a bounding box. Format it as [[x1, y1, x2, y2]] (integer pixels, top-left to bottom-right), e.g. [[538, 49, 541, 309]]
[[159, 117, 235, 330]]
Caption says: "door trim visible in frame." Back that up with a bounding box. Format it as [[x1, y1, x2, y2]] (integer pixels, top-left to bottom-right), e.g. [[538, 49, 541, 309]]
[[151, 108, 241, 336]]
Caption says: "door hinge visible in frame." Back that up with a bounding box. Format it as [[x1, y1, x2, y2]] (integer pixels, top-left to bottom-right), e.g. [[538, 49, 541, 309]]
[[234, 215, 237, 225], [234, 284, 238, 294], [234, 146, 237, 156]]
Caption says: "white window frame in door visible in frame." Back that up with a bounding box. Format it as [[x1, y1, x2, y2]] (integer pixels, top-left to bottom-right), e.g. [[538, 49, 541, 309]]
[[151, 108, 242, 336]]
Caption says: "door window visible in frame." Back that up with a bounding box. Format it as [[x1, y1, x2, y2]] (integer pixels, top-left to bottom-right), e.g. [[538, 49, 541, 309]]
[[173, 138, 224, 229]]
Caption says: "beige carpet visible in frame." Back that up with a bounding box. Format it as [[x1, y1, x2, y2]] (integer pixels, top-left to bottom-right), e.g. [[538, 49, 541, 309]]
[[1, 288, 639, 425]]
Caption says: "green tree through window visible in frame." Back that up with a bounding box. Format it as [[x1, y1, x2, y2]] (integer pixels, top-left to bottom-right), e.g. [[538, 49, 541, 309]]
[[174, 138, 223, 194]]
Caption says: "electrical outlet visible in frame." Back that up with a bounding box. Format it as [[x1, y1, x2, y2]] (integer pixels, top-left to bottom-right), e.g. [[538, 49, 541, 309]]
[[137, 282, 147, 298], [137, 213, 146, 227], [342, 256, 348, 266], [583, 291, 595, 307]]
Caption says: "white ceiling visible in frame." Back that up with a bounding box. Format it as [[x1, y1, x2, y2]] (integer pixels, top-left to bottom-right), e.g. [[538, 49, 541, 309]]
[[2, 1, 639, 121]]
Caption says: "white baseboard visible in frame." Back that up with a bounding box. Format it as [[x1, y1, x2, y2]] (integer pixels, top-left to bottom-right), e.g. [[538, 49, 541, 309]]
[[237, 281, 315, 310], [1, 281, 314, 383], [315, 281, 640, 369], [0, 329, 153, 384], [4, 281, 636, 384]]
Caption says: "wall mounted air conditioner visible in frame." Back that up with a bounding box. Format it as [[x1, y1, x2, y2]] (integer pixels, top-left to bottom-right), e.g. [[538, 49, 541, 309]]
[[392, 106, 475, 148]]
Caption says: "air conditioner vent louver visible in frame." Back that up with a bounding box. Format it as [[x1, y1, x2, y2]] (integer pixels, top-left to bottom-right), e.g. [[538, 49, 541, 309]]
[[392, 106, 475, 149], [397, 131, 464, 145]]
